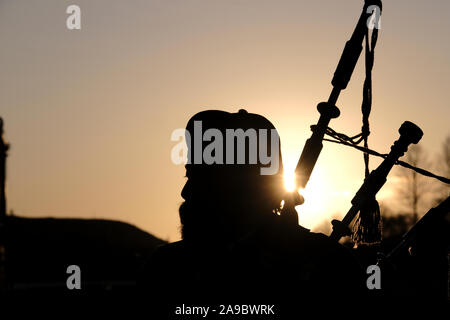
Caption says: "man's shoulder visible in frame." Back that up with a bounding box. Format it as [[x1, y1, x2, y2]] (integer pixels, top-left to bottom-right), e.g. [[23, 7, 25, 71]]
[[142, 240, 187, 276], [152, 240, 187, 259], [288, 225, 354, 257], [287, 224, 329, 244]]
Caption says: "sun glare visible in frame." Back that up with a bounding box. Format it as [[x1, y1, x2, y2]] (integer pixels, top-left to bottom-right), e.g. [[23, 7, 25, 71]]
[[283, 171, 297, 192], [281, 160, 332, 230]]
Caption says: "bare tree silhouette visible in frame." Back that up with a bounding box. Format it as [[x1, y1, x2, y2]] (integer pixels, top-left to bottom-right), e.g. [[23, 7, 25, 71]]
[[396, 145, 431, 223], [434, 135, 450, 203]]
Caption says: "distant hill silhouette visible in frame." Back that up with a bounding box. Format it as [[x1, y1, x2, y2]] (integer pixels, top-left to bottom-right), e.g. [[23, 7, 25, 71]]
[[4, 216, 166, 295]]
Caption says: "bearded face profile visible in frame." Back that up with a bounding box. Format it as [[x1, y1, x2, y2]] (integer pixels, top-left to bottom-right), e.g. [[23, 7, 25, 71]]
[[178, 110, 285, 244]]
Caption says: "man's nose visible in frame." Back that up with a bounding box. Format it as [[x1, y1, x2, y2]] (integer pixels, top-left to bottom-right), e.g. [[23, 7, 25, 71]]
[[181, 180, 191, 200]]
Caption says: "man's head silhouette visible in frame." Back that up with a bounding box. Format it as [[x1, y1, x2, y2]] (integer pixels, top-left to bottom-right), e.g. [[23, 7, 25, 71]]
[[179, 109, 285, 244]]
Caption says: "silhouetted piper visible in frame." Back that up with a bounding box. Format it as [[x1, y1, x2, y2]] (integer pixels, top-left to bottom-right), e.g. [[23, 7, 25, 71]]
[[140, 109, 366, 313]]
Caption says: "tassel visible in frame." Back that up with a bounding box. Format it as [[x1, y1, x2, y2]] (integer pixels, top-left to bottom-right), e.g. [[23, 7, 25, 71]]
[[351, 23, 383, 246], [352, 197, 382, 245]]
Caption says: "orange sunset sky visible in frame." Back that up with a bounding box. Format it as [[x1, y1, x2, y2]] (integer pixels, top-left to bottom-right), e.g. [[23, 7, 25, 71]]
[[1, 0, 449, 241]]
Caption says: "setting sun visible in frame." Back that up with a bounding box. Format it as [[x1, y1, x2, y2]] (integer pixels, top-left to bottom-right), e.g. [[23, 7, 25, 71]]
[[283, 170, 297, 192], [281, 154, 341, 233]]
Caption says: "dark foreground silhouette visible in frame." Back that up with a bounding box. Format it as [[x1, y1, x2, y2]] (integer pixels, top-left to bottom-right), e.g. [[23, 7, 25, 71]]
[[0, 112, 448, 314], [5, 216, 165, 297]]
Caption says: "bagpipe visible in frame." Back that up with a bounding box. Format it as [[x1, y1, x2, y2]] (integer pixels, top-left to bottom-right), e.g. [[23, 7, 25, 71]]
[[282, 0, 450, 249], [375, 196, 450, 298], [384, 196, 450, 263], [329, 121, 423, 242]]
